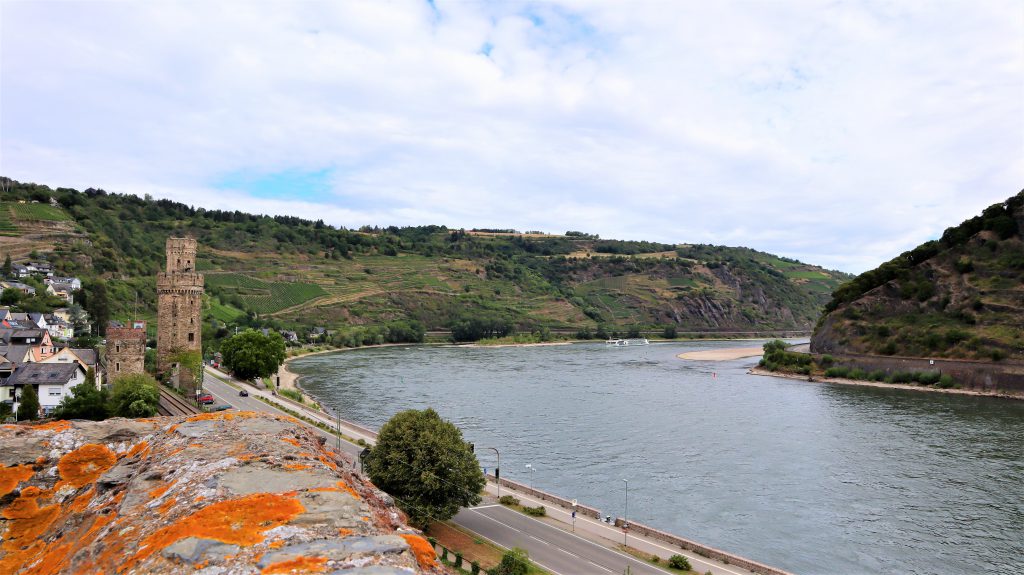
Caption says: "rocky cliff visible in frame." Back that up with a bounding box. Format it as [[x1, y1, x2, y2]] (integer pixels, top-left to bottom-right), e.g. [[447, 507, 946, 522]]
[[0, 412, 446, 575], [812, 191, 1024, 361]]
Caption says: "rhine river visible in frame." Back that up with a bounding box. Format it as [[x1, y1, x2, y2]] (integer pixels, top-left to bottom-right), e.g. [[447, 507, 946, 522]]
[[290, 340, 1024, 575]]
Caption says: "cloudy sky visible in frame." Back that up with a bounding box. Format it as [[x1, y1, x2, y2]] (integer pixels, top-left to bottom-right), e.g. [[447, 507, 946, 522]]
[[2, 1, 1021, 273]]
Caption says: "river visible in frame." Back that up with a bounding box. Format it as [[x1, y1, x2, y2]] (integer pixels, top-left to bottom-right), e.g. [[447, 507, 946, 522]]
[[289, 340, 1024, 575]]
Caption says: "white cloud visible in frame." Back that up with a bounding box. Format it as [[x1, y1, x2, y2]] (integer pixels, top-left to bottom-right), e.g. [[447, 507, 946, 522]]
[[1, 0, 1021, 273]]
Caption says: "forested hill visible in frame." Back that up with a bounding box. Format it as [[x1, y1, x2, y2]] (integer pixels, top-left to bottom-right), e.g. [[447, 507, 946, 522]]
[[812, 190, 1024, 361], [2, 178, 850, 342]]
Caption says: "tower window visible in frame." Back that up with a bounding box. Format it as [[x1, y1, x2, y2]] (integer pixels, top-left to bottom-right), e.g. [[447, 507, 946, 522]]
[[115, 362, 120, 372], [188, 332, 195, 342]]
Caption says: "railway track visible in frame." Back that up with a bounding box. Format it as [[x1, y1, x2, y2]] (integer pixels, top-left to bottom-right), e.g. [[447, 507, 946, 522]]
[[157, 387, 201, 416]]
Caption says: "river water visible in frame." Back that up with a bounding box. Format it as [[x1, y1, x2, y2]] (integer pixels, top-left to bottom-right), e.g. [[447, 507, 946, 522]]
[[290, 340, 1024, 575]]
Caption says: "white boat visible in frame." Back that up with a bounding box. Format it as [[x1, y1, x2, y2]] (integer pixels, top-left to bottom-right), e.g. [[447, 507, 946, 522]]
[[606, 338, 649, 346]]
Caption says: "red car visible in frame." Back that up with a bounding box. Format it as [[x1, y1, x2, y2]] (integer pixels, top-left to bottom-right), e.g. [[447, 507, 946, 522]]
[[199, 393, 215, 405]]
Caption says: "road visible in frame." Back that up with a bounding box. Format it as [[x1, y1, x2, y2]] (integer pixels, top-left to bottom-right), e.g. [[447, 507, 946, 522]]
[[457, 505, 666, 575], [200, 368, 758, 575]]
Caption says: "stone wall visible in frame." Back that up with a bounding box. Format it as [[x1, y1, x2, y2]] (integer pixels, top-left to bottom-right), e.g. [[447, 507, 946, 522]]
[[105, 326, 146, 379], [820, 352, 1024, 395], [156, 237, 203, 391]]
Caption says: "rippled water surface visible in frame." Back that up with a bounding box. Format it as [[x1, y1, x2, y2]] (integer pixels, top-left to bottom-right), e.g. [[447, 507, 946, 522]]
[[291, 341, 1024, 575]]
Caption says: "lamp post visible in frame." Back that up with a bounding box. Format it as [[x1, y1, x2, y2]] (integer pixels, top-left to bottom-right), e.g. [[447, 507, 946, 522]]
[[525, 464, 534, 489], [484, 447, 500, 498], [623, 478, 629, 546]]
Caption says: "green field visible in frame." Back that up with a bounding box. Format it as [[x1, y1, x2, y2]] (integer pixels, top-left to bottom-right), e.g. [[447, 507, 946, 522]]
[[785, 270, 830, 279], [7, 201, 71, 221], [207, 296, 246, 322], [0, 204, 17, 235], [205, 273, 328, 314]]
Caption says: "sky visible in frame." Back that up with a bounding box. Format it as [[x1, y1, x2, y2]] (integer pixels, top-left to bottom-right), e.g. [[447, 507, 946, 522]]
[[1, 1, 1022, 273]]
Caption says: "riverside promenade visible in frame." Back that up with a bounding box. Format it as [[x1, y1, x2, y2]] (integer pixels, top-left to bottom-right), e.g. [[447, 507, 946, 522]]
[[203, 366, 786, 575]]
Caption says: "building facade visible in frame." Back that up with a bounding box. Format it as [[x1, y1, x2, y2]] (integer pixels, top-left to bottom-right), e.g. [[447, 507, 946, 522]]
[[106, 320, 147, 380], [156, 237, 204, 391]]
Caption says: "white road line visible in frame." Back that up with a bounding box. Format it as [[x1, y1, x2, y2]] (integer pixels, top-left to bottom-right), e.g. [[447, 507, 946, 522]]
[[486, 504, 745, 575], [470, 504, 501, 509]]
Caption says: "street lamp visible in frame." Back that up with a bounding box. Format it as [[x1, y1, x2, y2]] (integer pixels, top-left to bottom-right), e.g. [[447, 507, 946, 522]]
[[484, 447, 501, 498], [525, 463, 534, 489], [623, 479, 629, 546]]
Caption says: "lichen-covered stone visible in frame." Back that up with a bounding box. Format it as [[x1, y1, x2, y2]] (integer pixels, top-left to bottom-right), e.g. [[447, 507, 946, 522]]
[[0, 412, 447, 574]]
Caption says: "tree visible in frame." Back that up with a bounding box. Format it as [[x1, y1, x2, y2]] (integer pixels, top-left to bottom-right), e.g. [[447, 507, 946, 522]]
[[2, 253, 10, 277], [52, 369, 109, 420], [82, 279, 110, 336], [109, 373, 160, 417], [219, 329, 286, 381], [0, 288, 21, 306], [363, 408, 485, 527], [17, 385, 40, 421], [0, 402, 12, 420]]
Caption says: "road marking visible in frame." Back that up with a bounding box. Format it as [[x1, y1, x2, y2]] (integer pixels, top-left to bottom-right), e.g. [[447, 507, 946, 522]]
[[470, 504, 501, 510]]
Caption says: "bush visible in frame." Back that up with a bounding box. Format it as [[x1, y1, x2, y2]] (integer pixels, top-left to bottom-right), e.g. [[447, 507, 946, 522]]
[[868, 370, 887, 382], [493, 548, 530, 575], [668, 554, 691, 570], [279, 388, 304, 403], [848, 368, 867, 380], [471, 560, 481, 574], [936, 374, 956, 389], [454, 551, 463, 568], [916, 371, 941, 385], [825, 366, 850, 378], [522, 505, 546, 517], [499, 495, 520, 506], [889, 371, 914, 384], [819, 355, 835, 368]]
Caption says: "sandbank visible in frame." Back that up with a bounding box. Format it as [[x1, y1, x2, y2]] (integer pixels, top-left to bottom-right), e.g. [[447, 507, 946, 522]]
[[677, 347, 765, 361], [749, 367, 1023, 400]]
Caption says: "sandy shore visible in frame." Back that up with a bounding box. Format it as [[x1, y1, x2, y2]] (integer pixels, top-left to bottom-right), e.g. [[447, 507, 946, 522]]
[[677, 347, 765, 361], [749, 367, 1023, 400]]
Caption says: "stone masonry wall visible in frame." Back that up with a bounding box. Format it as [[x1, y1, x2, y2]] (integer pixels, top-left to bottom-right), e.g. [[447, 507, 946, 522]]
[[156, 237, 203, 391], [105, 327, 146, 379]]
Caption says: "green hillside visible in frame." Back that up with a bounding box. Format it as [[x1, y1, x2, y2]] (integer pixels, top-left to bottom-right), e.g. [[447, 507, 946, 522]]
[[812, 190, 1024, 361], [2, 178, 851, 347]]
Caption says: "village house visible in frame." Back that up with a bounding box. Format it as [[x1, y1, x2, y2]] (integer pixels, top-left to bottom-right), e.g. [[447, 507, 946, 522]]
[[45, 282, 76, 304], [40, 347, 102, 387], [45, 276, 82, 291], [1, 281, 37, 296], [10, 263, 31, 279], [1, 362, 87, 418], [43, 314, 74, 340]]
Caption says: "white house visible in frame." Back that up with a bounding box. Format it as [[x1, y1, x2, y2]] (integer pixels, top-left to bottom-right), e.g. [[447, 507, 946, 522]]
[[40, 347, 102, 387], [1, 362, 87, 417], [45, 277, 82, 291]]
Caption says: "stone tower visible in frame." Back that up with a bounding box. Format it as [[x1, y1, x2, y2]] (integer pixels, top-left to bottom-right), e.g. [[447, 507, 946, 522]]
[[106, 320, 147, 379], [157, 237, 203, 392]]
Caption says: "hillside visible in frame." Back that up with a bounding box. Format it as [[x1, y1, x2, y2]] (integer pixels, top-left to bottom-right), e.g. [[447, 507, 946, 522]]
[[812, 190, 1024, 361], [2, 178, 850, 342]]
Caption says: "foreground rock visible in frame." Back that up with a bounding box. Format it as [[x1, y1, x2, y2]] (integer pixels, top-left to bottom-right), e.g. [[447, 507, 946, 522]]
[[0, 412, 446, 574]]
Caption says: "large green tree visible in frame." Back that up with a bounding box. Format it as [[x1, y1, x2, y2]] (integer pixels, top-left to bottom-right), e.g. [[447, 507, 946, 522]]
[[220, 329, 286, 381], [109, 373, 160, 417], [363, 408, 485, 527], [53, 369, 109, 421], [80, 279, 110, 336], [17, 385, 40, 421]]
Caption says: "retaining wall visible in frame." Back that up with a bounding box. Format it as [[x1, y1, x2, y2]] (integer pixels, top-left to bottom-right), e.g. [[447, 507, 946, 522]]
[[820, 352, 1024, 394]]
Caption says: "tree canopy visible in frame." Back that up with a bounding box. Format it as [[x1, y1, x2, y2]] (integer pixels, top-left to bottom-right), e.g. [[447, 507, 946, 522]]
[[363, 408, 485, 527], [220, 329, 287, 381], [53, 369, 109, 420], [109, 373, 160, 417], [17, 384, 40, 421]]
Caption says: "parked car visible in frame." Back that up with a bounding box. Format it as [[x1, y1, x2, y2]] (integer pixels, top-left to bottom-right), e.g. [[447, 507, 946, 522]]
[[198, 393, 215, 405], [238, 389, 249, 397]]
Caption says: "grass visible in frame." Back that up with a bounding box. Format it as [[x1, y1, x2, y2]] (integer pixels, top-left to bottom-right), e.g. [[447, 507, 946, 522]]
[[785, 270, 829, 279], [0, 204, 18, 234], [205, 273, 328, 314], [617, 544, 697, 574], [429, 521, 504, 571], [7, 201, 71, 221], [207, 296, 245, 323]]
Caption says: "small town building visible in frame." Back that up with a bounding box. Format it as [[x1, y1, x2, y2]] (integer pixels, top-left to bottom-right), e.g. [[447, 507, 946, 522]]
[[1, 362, 87, 417], [106, 320, 147, 379]]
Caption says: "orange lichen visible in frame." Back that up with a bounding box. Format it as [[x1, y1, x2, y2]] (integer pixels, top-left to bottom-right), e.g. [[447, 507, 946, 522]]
[[260, 556, 329, 574], [30, 420, 71, 432], [317, 455, 339, 472], [337, 527, 353, 537], [57, 444, 118, 489], [0, 463, 35, 497], [400, 534, 438, 570], [126, 440, 150, 458], [283, 463, 311, 470], [280, 437, 301, 447], [0, 486, 62, 573], [185, 411, 264, 423], [148, 483, 173, 499], [126, 493, 305, 572], [68, 487, 96, 513], [158, 496, 177, 514], [268, 540, 286, 549]]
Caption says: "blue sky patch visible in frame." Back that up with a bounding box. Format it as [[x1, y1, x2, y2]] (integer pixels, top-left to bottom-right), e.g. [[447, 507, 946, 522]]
[[214, 168, 335, 201]]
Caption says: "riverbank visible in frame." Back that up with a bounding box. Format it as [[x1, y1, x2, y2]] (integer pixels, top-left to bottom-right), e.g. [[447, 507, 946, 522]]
[[749, 367, 1024, 400], [677, 347, 765, 361]]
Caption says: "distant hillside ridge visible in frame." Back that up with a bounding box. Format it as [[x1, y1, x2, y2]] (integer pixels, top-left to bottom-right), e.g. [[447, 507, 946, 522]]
[[812, 190, 1024, 361], [1, 177, 850, 340]]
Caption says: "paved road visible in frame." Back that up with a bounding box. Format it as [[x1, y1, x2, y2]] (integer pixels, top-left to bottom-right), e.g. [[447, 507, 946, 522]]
[[457, 505, 666, 575]]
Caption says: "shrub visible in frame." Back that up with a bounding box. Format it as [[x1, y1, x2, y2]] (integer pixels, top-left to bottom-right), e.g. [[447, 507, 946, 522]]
[[936, 374, 956, 389], [825, 366, 850, 378], [493, 548, 530, 575], [668, 554, 691, 570], [279, 388, 304, 403], [878, 341, 898, 355], [990, 349, 1006, 362], [522, 505, 546, 517], [471, 560, 481, 574], [848, 368, 867, 380], [890, 371, 914, 384], [454, 551, 463, 568], [916, 371, 941, 385], [499, 495, 520, 506], [819, 355, 835, 368], [868, 370, 887, 381]]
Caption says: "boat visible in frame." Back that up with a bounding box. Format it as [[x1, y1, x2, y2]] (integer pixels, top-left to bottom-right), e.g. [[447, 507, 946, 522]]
[[605, 338, 649, 346]]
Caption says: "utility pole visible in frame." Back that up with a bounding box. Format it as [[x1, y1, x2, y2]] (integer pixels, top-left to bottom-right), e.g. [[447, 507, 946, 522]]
[[484, 447, 500, 498]]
